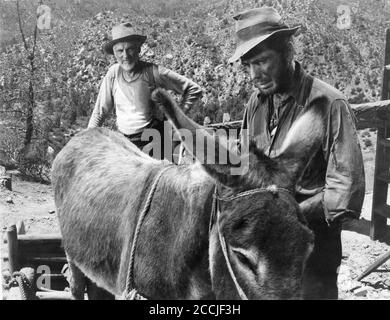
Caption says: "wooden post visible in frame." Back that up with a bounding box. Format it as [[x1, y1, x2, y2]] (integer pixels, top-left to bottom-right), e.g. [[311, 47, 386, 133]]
[[370, 28, 390, 240], [0, 165, 12, 191], [7, 224, 18, 274], [16, 220, 26, 235]]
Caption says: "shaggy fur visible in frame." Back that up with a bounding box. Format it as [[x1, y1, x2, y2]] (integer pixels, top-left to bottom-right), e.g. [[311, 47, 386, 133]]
[[51, 89, 328, 300]]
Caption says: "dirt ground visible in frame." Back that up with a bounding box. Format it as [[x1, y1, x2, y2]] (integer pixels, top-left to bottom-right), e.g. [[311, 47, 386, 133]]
[[1, 134, 390, 300]]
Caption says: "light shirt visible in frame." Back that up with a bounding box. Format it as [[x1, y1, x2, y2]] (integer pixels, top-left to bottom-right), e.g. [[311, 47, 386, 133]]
[[88, 61, 202, 135]]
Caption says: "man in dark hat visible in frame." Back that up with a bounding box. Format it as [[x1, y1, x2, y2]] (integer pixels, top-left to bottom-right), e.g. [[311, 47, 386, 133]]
[[229, 7, 365, 299], [88, 22, 203, 160]]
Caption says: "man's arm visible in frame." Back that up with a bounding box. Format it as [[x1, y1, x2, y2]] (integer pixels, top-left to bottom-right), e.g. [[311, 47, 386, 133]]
[[322, 99, 366, 223], [88, 70, 115, 128], [155, 66, 203, 112]]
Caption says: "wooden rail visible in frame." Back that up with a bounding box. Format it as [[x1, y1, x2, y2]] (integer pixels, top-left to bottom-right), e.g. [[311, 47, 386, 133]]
[[206, 100, 390, 130]]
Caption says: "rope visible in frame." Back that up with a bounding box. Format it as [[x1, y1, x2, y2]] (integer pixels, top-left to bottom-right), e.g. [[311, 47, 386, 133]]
[[217, 184, 293, 202], [122, 166, 171, 300], [12, 271, 36, 300], [210, 183, 293, 300], [216, 209, 248, 300]]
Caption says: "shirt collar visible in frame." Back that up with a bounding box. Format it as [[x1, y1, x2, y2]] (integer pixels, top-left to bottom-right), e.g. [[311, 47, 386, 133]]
[[288, 61, 307, 104]]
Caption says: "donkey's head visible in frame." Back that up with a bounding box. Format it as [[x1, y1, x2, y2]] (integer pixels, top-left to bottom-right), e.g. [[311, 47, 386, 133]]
[[152, 89, 329, 299]]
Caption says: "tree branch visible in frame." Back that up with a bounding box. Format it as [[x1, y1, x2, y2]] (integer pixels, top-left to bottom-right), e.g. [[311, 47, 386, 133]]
[[16, 0, 29, 53]]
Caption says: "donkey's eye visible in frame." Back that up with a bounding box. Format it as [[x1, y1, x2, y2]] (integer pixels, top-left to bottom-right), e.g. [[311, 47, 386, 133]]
[[233, 249, 257, 274], [236, 251, 250, 264]]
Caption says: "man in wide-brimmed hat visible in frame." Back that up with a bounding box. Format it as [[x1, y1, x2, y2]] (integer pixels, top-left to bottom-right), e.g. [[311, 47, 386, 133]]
[[88, 22, 202, 160], [230, 7, 365, 299]]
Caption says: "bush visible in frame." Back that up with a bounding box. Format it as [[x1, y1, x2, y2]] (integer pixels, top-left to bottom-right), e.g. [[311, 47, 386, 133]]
[[363, 138, 373, 148], [18, 142, 51, 183], [0, 122, 23, 169]]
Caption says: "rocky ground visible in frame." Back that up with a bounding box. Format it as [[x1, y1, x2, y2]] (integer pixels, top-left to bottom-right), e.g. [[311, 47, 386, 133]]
[[339, 192, 390, 300]]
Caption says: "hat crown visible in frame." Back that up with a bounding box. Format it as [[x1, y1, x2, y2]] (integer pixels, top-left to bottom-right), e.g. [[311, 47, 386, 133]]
[[227, 7, 298, 63], [234, 7, 282, 31], [111, 22, 142, 41], [104, 22, 146, 54]]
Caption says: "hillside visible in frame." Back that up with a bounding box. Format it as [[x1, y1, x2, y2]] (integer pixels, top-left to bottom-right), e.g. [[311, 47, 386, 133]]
[[0, 0, 386, 180]]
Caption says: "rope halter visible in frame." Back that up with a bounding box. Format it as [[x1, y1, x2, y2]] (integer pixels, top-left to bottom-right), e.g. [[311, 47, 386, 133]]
[[212, 184, 294, 300]]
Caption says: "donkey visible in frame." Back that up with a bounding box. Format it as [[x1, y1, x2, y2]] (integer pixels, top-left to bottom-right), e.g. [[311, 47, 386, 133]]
[[51, 89, 330, 299]]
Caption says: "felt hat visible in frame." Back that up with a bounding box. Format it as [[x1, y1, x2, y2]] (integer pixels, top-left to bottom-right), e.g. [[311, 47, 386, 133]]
[[104, 22, 146, 55], [228, 7, 299, 63]]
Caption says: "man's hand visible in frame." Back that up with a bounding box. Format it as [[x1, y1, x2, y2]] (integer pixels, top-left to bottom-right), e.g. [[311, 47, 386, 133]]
[[299, 192, 324, 224]]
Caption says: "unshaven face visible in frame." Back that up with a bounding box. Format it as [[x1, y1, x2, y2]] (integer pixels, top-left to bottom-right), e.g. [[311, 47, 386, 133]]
[[113, 41, 141, 72], [242, 46, 290, 95]]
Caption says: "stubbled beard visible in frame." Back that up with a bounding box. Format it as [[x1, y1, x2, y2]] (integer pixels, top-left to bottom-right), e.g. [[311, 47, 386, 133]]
[[256, 60, 294, 96], [121, 60, 137, 71], [256, 83, 277, 96], [120, 55, 139, 71]]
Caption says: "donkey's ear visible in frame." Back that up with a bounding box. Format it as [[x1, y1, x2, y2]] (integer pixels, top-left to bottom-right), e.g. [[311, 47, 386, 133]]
[[152, 88, 244, 184], [201, 161, 247, 189]]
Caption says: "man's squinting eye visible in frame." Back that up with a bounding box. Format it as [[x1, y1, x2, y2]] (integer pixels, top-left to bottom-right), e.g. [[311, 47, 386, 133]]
[[254, 57, 269, 64]]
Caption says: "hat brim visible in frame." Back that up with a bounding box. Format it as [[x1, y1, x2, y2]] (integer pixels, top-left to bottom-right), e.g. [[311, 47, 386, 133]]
[[228, 26, 299, 64], [104, 35, 147, 55]]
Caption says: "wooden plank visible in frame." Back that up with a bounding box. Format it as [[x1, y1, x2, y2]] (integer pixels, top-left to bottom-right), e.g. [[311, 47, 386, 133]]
[[356, 120, 387, 130], [7, 225, 18, 273], [357, 250, 390, 281], [206, 101, 390, 130], [370, 28, 390, 240], [373, 204, 390, 219], [17, 234, 63, 257], [3, 233, 62, 244], [377, 171, 390, 183], [381, 30, 390, 100], [352, 100, 390, 123], [370, 128, 390, 240], [18, 244, 65, 258], [18, 253, 66, 270], [379, 138, 390, 148], [17, 234, 62, 241], [29, 257, 67, 263], [35, 291, 73, 300]]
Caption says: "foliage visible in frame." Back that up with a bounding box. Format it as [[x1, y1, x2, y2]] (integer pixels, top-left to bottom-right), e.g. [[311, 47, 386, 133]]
[[0, 0, 388, 181]]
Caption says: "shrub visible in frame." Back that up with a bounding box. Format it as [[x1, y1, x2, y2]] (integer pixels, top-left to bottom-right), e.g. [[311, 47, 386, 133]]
[[18, 142, 51, 183], [363, 138, 373, 148]]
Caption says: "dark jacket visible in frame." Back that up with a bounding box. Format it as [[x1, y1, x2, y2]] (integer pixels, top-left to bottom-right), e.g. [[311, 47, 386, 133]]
[[240, 62, 365, 222]]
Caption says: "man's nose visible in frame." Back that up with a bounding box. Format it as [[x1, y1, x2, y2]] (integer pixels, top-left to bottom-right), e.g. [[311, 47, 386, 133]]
[[249, 64, 267, 81], [124, 51, 131, 59], [249, 64, 259, 80]]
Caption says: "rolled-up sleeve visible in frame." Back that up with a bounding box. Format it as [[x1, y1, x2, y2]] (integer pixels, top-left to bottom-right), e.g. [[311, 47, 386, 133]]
[[323, 99, 365, 221], [88, 70, 114, 128], [156, 66, 203, 111]]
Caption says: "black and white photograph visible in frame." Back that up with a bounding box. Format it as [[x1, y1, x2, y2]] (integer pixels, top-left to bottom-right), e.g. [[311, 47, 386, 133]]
[[1, 0, 390, 305]]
